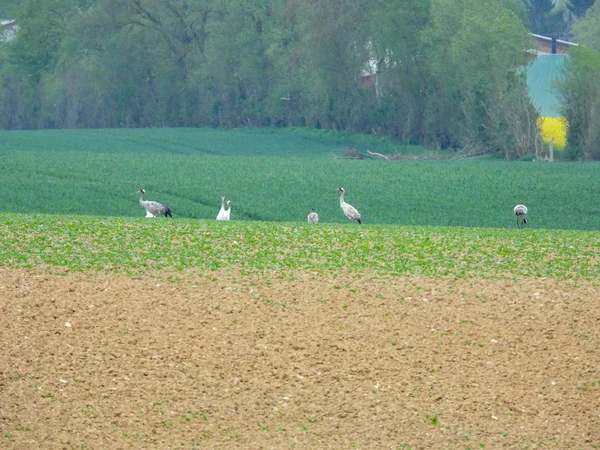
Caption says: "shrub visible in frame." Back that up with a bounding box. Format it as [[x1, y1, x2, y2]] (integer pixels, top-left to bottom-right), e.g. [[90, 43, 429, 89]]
[[537, 117, 567, 149]]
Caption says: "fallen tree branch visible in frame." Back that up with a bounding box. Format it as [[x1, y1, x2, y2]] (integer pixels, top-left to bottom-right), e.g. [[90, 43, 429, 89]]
[[366, 150, 389, 160]]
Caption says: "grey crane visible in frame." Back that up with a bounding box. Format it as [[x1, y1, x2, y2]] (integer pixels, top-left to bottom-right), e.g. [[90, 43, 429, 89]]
[[337, 188, 361, 224], [137, 189, 172, 218], [514, 204, 528, 228], [307, 208, 319, 223]]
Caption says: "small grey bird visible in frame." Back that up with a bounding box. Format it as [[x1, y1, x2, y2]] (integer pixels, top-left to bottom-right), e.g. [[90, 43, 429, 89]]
[[337, 188, 361, 224], [137, 189, 172, 218], [307, 208, 319, 223], [514, 204, 528, 228]]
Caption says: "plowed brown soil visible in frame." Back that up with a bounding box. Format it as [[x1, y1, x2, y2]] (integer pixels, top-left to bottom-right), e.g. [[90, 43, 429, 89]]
[[1, 267, 599, 449]]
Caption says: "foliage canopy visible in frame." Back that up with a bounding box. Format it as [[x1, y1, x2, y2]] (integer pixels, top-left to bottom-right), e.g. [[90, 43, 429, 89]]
[[0, 0, 538, 157]]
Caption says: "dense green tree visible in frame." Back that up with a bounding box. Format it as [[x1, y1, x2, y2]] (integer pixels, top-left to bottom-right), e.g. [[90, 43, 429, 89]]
[[0, 0, 542, 157], [199, 0, 290, 127], [562, 1, 600, 159], [502, 0, 530, 26], [422, 0, 534, 155], [284, 0, 374, 130], [0, 0, 20, 18], [566, 0, 596, 17], [0, 0, 87, 128], [558, 46, 600, 159], [572, 1, 600, 49], [365, 0, 431, 141], [559, 4, 600, 160], [524, 0, 566, 34]]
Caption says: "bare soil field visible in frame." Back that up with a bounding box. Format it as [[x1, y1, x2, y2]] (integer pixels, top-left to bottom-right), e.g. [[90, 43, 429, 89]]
[[1, 267, 599, 449]]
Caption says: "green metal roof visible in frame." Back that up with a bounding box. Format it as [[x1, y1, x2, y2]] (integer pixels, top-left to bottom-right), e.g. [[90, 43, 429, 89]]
[[526, 54, 566, 118]]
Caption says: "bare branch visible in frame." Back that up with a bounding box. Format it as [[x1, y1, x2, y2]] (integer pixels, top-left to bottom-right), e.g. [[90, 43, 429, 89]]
[[366, 150, 389, 160]]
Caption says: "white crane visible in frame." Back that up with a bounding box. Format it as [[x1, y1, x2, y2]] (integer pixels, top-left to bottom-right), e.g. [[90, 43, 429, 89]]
[[216, 196, 228, 220], [137, 189, 172, 218], [307, 208, 319, 223], [337, 187, 361, 224], [514, 204, 528, 228], [223, 200, 231, 221]]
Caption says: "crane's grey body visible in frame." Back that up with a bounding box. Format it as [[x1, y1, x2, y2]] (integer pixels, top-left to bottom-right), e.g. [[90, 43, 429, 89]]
[[216, 196, 228, 220], [308, 209, 319, 223], [138, 189, 172, 218], [514, 204, 528, 228], [337, 188, 361, 224]]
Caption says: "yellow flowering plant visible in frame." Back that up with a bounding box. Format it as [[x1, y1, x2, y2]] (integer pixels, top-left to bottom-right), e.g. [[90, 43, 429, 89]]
[[537, 117, 567, 149]]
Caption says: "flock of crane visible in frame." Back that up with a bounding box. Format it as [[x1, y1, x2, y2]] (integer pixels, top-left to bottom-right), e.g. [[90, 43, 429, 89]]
[[138, 188, 529, 227]]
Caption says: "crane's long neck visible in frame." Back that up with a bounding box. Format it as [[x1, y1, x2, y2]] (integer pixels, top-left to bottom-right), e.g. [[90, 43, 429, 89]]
[[139, 192, 146, 205], [221, 197, 225, 209], [339, 190, 345, 206]]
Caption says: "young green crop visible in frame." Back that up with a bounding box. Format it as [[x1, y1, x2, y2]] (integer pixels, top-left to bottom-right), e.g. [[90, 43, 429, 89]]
[[1, 213, 598, 279], [0, 128, 599, 230]]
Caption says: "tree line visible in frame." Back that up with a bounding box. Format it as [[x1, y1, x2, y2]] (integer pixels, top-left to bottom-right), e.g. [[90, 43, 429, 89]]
[[556, 1, 600, 160], [0, 0, 598, 159]]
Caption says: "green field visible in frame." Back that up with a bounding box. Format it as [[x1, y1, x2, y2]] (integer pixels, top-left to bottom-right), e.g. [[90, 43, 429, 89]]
[[0, 127, 599, 230], [1, 213, 598, 280], [1, 128, 599, 449]]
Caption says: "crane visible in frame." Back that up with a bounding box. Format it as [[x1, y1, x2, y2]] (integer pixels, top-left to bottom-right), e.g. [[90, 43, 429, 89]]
[[514, 204, 528, 228], [137, 189, 172, 218], [337, 188, 361, 224]]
